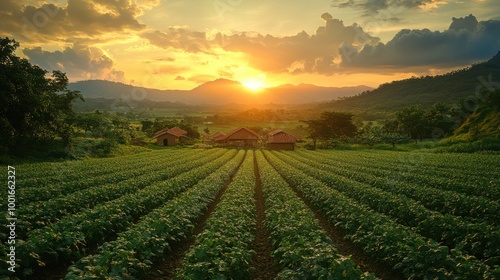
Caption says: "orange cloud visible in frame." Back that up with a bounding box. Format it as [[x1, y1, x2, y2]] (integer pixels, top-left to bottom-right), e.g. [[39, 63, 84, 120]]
[[0, 0, 148, 42], [141, 13, 379, 75]]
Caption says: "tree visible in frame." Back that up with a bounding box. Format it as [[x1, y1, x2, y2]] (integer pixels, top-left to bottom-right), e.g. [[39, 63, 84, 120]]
[[425, 102, 455, 139], [0, 37, 82, 152], [395, 105, 428, 142], [141, 120, 154, 132], [357, 124, 382, 147], [381, 133, 410, 149], [302, 111, 357, 149], [382, 119, 401, 134], [302, 119, 323, 149], [75, 113, 108, 134]]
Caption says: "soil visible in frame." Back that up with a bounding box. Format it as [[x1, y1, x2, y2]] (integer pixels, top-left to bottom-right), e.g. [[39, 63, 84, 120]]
[[287, 181, 405, 280], [145, 151, 246, 280], [249, 153, 278, 280]]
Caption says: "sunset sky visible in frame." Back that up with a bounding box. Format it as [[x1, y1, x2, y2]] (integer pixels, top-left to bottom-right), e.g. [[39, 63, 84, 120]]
[[2, 0, 500, 90]]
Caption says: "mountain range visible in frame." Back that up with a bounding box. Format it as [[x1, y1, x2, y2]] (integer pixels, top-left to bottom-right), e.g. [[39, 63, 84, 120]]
[[69, 52, 500, 111], [68, 79, 372, 105]]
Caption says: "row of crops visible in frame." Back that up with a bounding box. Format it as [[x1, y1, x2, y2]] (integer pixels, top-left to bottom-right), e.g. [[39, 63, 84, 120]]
[[1, 148, 498, 279]]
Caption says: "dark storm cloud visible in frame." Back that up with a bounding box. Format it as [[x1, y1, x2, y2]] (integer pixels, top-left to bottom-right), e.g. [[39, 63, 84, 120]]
[[341, 15, 500, 68], [23, 44, 124, 81], [332, 0, 445, 15]]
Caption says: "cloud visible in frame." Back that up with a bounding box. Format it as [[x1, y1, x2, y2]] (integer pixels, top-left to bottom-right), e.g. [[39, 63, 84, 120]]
[[142, 13, 379, 75], [218, 66, 237, 79], [0, 0, 149, 42], [188, 75, 216, 84], [332, 0, 447, 16], [341, 14, 500, 68], [142, 27, 212, 53], [23, 43, 125, 82], [149, 65, 189, 75]]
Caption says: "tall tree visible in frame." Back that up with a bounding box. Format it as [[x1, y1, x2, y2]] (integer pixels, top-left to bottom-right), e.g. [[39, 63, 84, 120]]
[[425, 102, 455, 139], [395, 105, 428, 142], [302, 111, 357, 148], [0, 37, 82, 152]]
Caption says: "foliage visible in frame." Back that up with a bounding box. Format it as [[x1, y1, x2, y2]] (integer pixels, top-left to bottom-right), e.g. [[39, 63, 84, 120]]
[[395, 105, 428, 141], [264, 151, 495, 279], [434, 138, 500, 153], [66, 150, 244, 279], [0, 37, 82, 153], [379, 102, 460, 142], [279, 150, 500, 264], [302, 111, 357, 148], [452, 89, 500, 141], [356, 122, 410, 148], [180, 151, 256, 279], [1, 149, 497, 278], [256, 151, 374, 279], [7, 149, 233, 277]]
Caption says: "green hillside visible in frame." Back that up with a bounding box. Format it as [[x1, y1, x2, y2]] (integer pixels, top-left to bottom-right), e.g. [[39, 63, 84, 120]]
[[452, 89, 500, 140], [324, 52, 500, 112]]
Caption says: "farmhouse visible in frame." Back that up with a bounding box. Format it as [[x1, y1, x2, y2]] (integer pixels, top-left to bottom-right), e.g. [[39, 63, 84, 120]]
[[211, 132, 227, 146], [220, 127, 259, 147], [266, 130, 296, 150], [155, 127, 187, 146]]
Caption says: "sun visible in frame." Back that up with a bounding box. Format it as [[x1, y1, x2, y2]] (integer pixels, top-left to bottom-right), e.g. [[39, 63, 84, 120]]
[[242, 78, 265, 91]]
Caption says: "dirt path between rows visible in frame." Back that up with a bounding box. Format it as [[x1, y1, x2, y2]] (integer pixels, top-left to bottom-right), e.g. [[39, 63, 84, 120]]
[[288, 183, 404, 280], [250, 152, 277, 280], [263, 152, 404, 280], [145, 151, 247, 280]]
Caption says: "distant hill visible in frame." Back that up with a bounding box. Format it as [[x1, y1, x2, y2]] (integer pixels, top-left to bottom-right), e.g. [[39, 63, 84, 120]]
[[321, 52, 500, 112], [68, 79, 371, 105]]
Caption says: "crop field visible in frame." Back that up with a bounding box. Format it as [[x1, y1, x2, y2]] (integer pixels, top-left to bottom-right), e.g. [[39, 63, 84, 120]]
[[1, 148, 499, 279]]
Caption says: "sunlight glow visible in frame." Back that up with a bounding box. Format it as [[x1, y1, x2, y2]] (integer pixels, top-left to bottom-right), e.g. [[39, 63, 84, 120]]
[[242, 79, 265, 91], [241, 74, 267, 91]]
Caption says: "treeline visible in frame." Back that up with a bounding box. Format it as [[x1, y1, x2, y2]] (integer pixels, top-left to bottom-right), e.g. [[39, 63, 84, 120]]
[[73, 97, 188, 112], [303, 92, 496, 149], [184, 108, 308, 126]]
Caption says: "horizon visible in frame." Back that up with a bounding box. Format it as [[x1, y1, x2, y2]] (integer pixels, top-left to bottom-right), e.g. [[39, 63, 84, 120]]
[[70, 49, 499, 93], [70, 77, 375, 92], [2, 1, 500, 92]]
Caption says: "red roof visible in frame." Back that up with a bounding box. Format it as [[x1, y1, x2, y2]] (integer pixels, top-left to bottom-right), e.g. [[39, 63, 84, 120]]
[[224, 127, 259, 140], [268, 129, 284, 136], [154, 127, 187, 138], [211, 132, 226, 141], [267, 133, 296, 144], [167, 127, 188, 137], [154, 128, 169, 138]]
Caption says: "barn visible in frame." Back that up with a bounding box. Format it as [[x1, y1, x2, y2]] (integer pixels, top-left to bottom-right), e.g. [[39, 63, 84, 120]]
[[154, 127, 187, 146], [266, 130, 296, 150], [222, 127, 259, 147]]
